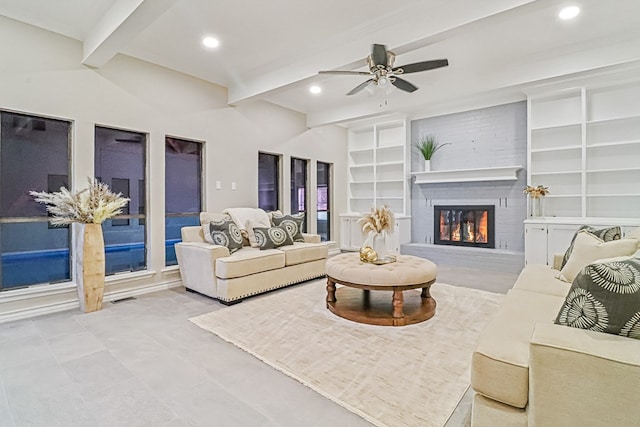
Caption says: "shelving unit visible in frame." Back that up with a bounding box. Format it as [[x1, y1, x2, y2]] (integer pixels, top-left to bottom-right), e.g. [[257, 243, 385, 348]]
[[525, 79, 640, 264], [342, 118, 411, 251], [527, 80, 640, 219], [346, 119, 409, 215]]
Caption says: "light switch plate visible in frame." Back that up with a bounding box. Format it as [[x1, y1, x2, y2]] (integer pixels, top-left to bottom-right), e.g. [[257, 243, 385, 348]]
[[215, 181, 222, 190]]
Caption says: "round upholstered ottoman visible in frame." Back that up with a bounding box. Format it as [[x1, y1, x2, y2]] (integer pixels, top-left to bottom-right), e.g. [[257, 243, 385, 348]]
[[325, 253, 437, 326]]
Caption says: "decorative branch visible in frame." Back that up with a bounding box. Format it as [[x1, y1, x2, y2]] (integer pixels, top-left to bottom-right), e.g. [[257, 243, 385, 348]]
[[30, 178, 130, 225], [358, 205, 395, 234]]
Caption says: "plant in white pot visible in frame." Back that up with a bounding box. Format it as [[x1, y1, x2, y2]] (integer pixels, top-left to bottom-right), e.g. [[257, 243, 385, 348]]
[[30, 178, 130, 313], [416, 135, 450, 172]]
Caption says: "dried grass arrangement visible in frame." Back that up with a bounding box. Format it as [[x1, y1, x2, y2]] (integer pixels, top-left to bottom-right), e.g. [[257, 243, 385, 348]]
[[30, 178, 130, 225], [524, 185, 550, 199], [358, 205, 395, 234]]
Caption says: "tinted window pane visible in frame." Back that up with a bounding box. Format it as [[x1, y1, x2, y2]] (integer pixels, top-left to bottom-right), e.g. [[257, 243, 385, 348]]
[[165, 137, 202, 266], [1, 112, 71, 289], [317, 161, 331, 241], [95, 127, 146, 274], [258, 153, 279, 211], [290, 157, 307, 232]]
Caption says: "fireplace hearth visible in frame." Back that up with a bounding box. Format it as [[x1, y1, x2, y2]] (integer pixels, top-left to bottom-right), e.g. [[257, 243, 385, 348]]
[[434, 205, 495, 248]]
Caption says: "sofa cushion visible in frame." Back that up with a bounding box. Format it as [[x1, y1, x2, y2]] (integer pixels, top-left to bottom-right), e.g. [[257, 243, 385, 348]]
[[271, 213, 305, 242], [559, 231, 639, 283], [253, 226, 294, 250], [277, 242, 328, 266], [472, 289, 565, 408], [561, 225, 622, 269], [200, 212, 231, 244], [207, 219, 244, 254], [215, 247, 285, 279], [555, 257, 640, 339], [512, 264, 571, 297]]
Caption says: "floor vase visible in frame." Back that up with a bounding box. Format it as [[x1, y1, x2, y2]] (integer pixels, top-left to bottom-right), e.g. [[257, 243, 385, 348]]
[[74, 223, 106, 312]]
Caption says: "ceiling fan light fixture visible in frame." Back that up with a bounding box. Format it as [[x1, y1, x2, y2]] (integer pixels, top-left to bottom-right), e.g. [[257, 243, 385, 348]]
[[558, 5, 580, 20], [202, 36, 220, 49]]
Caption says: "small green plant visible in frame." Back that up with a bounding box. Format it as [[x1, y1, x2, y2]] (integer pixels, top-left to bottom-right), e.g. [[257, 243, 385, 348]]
[[416, 135, 450, 160]]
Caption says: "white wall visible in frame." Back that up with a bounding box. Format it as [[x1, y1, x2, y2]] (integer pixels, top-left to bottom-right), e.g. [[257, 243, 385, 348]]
[[0, 16, 347, 320]]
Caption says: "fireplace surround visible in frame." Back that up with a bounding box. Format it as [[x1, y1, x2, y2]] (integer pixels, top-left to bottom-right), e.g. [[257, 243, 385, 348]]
[[434, 205, 495, 248]]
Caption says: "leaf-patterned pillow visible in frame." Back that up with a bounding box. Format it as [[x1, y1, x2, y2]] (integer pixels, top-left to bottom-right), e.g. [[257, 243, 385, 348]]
[[209, 219, 244, 254], [253, 226, 294, 250], [271, 213, 305, 242], [555, 257, 640, 339], [560, 225, 622, 269]]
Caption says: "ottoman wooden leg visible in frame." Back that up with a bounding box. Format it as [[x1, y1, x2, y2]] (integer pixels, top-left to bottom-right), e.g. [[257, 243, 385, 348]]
[[392, 289, 404, 319], [326, 277, 336, 303], [421, 286, 431, 298]]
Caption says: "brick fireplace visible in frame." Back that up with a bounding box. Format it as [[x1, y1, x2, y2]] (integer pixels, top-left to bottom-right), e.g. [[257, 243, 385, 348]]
[[434, 205, 495, 248]]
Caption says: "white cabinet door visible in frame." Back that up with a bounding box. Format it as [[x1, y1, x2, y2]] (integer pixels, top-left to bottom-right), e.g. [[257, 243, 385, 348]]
[[525, 224, 548, 265], [546, 224, 581, 265], [340, 216, 365, 251]]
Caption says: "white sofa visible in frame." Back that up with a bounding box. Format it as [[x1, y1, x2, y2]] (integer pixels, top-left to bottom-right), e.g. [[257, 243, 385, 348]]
[[175, 212, 328, 304], [471, 250, 640, 426]]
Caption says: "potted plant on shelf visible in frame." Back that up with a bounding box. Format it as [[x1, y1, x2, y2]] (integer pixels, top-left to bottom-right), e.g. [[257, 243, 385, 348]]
[[417, 134, 450, 172], [31, 178, 130, 313]]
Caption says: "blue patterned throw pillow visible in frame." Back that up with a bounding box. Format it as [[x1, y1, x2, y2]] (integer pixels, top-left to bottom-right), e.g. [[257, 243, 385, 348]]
[[253, 226, 294, 250], [209, 219, 244, 254], [271, 213, 305, 242], [555, 257, 640, 339]]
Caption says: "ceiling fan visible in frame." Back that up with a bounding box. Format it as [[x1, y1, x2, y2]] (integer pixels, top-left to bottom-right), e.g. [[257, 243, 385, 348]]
[[319, 44, 448, 95]]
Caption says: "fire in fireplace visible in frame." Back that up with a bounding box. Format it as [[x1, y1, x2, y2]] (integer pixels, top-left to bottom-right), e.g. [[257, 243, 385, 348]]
[[434, 205, 495, 248]]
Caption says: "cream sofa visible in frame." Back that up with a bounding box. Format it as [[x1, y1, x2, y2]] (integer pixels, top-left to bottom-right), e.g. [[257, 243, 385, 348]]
[[471, 253, 640, 426], [175, 212, 328, 304]]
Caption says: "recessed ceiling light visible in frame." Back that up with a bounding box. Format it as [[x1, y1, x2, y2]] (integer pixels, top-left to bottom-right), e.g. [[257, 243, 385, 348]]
[[202, 36, 219, 49], [309, 85, 322, 95], [558, 5, 580, 20]]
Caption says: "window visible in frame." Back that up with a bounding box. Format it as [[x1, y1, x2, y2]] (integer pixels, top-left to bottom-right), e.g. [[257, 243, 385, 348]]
[[290, 157, 308, 232], [258, 152, 280, 211], [0, 111, 71, 290], [317, 161, 332, 241], [95, 126, 146, 274], [165, 137, 202, 266]]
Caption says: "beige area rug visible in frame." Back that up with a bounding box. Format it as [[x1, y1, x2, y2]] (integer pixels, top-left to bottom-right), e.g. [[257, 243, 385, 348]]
[[190, 279, 503, 427]]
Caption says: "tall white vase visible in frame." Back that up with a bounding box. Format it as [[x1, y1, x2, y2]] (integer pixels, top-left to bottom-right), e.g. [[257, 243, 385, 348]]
[[424, 160, 431, 172]]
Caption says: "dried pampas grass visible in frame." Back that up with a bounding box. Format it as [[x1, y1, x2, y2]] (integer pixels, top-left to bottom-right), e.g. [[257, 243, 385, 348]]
[[30, 178, 130, 225], [358, 205, 395, 234]]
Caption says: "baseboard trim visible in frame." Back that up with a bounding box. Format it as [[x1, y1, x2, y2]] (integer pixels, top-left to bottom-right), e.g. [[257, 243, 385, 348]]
[[0, 279, 183, 324]]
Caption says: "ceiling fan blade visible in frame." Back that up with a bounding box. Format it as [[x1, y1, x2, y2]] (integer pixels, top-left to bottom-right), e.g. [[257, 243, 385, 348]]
[[319, 70, 372, 76], [391, 77, 418, 93], [371, 44, 388, 67], [393, 59, 449, 74], [347, 79, 375, 96]]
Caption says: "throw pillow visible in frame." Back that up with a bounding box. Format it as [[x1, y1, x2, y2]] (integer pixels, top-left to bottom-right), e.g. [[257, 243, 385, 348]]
[[561, 225, 622, 269], [201, 214, 232, 244], [208, 219, 244, 254], [555, 257, 640, 339], [558, 231, 639, 283], [271, 213, 305, 242], [253, 226, 294, 250]]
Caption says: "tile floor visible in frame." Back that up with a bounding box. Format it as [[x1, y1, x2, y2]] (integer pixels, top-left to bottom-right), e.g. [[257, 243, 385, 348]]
[[0, 264, 518, 427]]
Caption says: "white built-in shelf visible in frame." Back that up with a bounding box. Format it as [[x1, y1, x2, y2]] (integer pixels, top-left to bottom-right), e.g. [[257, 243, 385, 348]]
[[349, 163, 374, 169], [587, 193, 640, 197], [586, 115, 640, 125], [411, 165, 523, 184], [531, 170, 581, 176], [587, 140, 640, 149], [546, 194, 581, 198], [377, 161, 404, 167], [530, 122, 581, 131], [531, 145, 582, 153], [587, 167, 640, 173], [350, 181, 374, 185]]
